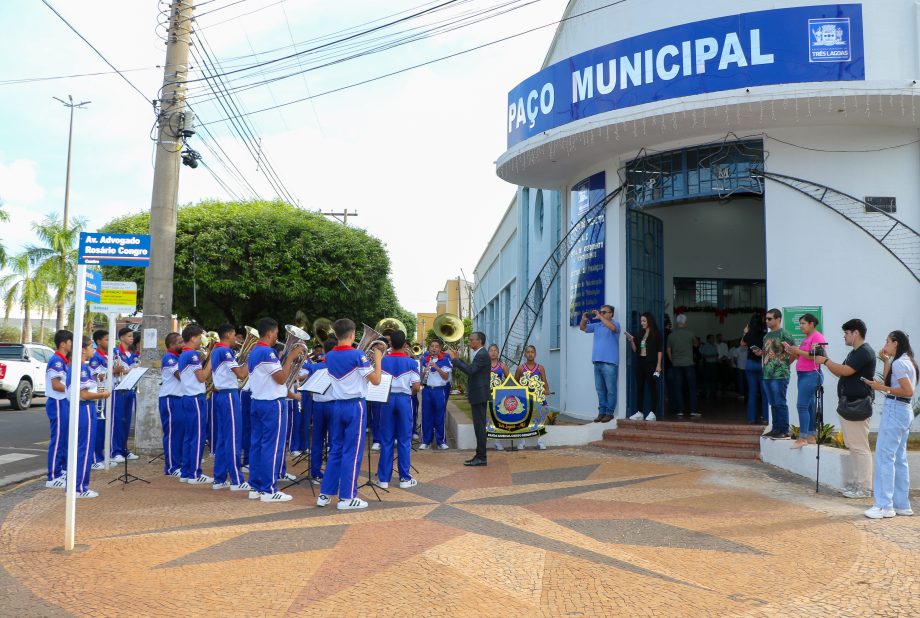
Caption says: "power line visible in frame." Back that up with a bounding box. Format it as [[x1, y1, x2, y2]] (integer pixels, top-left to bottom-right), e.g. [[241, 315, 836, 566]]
[[41, 0, 153, 108], [200, 0, 629, 127]]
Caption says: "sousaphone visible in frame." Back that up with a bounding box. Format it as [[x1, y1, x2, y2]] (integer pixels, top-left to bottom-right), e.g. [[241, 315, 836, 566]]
[[432, 313, 463, 343]]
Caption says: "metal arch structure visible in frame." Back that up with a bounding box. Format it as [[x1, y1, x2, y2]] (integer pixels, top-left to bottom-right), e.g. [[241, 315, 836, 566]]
[[754, 170, 920, 283], [499, 183, 626, 370]]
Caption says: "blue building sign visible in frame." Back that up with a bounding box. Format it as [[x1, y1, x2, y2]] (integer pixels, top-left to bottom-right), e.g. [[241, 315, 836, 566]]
[[507, 4, 865, 147], [569, 172, 605, 326], [78, 232, 152, 268], [84, 269, 102, 303]]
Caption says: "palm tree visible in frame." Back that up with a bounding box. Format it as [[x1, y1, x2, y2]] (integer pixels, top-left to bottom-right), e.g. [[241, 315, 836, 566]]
[[0, 200, 10, 267], [0, 252, 50, 343], [27, 214, 85, 331]]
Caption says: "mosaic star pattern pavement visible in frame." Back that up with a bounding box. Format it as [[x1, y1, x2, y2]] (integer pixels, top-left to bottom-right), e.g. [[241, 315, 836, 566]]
[[1, 448, 918, 617]]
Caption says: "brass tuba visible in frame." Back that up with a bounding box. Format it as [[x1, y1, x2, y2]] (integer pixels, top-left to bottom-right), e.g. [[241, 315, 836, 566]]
[[432, 313, 464, 343], [312, 317, 334, 343], [410, 343, 423, 356], [280, 324, 311, 391], [357, 323, 388, 357], [375, 317, 407, 336], [235, 326, 260, 390]]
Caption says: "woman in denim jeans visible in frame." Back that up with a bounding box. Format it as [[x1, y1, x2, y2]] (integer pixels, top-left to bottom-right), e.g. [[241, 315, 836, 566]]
[[783, 313, 827, 448], [863, 331, 917, 519], [740, 313, 768, 424]]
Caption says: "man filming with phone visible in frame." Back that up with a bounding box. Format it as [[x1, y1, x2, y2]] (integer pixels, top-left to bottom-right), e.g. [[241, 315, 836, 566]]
[[579, 305, 621, 423]]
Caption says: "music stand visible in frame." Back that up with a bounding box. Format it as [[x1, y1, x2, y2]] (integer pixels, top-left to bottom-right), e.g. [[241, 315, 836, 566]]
[[110, 370, 150, 487], [357, 443, 388, 501]]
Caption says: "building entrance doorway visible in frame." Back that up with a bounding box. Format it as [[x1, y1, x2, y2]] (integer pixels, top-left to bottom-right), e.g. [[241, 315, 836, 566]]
[[624, 140, 767, 424]]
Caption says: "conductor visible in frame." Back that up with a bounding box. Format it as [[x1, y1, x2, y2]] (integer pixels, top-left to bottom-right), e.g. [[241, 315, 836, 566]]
[[448, 332, 490, 467]]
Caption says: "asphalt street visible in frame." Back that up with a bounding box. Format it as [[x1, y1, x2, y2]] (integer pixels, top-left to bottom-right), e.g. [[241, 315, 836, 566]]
[[0, 397, 50, 488]]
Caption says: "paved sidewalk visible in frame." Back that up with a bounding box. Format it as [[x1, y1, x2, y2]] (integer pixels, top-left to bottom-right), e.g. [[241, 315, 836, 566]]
[[0, 447, 918, 617]]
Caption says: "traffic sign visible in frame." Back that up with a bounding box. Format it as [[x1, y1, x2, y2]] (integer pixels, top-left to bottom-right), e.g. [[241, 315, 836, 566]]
[[78, 232, 151, 267], [85, 269, 102, 304], [93, 281, 138, 314]]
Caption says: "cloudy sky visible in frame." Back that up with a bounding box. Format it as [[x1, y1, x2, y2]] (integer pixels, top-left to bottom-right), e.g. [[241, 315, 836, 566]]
[[0, 0, 564, 316]]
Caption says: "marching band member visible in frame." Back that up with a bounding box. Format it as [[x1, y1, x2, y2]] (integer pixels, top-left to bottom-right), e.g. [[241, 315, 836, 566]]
[[246, 318, 300, 502], [159, 332, 184, 476], [178, 324, 214, 485], [73, 336, 109, 498], [514, 345, 550, 451], [375, 331, 419, 489], [316, 318, 382, 511], [88, 329, 112, 469], [419, 338, 451, 450], [112, 327, 139, 462], [369, 332, 395, 452], [45, 330, 72, 489], [308, 338, 337, 485], [211, 324, 251, 491], [487, 344, 509, 452]]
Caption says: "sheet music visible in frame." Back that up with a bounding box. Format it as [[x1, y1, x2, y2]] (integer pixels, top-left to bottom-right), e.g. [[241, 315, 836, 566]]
[[366, 373, 392, 403], [302, 368, 331, 394], [115, 367, 149, 391]]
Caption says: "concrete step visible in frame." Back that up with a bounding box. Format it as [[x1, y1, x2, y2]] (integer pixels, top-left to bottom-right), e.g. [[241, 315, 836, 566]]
[[615, 419, 765, 435], [591, 438, 761, 460], [603, 428, 762, 448]]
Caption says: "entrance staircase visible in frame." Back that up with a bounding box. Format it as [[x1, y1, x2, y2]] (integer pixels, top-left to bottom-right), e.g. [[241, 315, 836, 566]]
[[592, 420, 763, 460]]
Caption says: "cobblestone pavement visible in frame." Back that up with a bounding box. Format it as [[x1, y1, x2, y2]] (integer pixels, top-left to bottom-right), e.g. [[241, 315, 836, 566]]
[[1, 447, 918, 617]]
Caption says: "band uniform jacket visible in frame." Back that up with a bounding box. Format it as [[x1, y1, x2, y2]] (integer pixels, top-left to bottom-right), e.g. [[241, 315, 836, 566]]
[[451, 347, 491, 405]]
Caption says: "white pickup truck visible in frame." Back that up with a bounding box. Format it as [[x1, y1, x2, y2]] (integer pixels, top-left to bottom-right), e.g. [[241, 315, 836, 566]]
[[0, 343, 55, 410]]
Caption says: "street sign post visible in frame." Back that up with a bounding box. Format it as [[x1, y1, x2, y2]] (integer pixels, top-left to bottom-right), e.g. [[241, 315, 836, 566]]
[[85, 270, 102, 304], [64, 233, 150, 551]]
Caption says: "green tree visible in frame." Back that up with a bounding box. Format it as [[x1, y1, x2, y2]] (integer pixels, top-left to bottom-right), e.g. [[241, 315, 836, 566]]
[[0, 252, 50, 343], [27, 213, 85, 331], [0, 200, 10, 266], [101, 200, 413, 329]]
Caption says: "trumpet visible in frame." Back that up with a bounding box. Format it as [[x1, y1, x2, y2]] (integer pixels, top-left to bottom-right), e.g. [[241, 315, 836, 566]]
[[281, 324, 311, 391]]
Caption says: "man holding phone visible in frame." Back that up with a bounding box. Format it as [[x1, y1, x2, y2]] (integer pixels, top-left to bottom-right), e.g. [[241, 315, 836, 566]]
[[580, 305, 621, 423]]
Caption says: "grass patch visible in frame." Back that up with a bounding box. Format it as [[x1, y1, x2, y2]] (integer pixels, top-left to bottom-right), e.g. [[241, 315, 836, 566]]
[[868, 432, 920, 451], [449, 396, 472, 418]]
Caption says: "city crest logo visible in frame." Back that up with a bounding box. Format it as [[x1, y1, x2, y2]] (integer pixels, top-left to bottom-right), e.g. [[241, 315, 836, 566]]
[[808, 17, 851, 63]]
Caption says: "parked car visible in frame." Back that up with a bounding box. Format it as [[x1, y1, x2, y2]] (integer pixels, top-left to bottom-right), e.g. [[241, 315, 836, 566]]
[[0, 343, 55, 410]]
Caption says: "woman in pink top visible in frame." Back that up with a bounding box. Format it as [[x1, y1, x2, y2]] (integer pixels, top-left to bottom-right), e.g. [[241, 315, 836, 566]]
[[783, 313, 828, 448]]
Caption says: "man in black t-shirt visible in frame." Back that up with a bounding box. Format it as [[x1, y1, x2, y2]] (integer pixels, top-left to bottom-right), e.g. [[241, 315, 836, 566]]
[[814, 318, 877, 498]]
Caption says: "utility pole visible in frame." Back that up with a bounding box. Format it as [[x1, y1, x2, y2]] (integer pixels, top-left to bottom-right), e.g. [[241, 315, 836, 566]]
[[136, 0, 194, 455], [53, 95, 90, 331], [320, 209, 357, 225]]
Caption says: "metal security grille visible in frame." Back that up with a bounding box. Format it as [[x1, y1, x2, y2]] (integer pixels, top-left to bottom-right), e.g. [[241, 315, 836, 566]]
[[754, 171, 920, 283], [499, 183, 626, 370]]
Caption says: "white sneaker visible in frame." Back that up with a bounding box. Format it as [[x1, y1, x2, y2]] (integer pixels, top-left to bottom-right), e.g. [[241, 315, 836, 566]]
[[895, 507, 914, 516], [77, 489, 99, 499], [248, 490, 262, 500], [690, 412, 702, 418], [371, 442, 381, 451], [230, 482, 252, 491], [179, 477, 190, 483], [91, 462, 105, 471], [45, 478, 66, 489], [290, 450, 302, 457], [843, 488, 872, 499], [126, 453, 139, 460], [189, 475, 214, 485], [282, 472, 297, 481], [337, 497, 368, 510], [374, 479, 389, 489], [412, 433, 420, 440], [60, 470, 67, 478], [438, 443, 449, 450], [537, 438, 547, 450], [169, 469, 182, 477], [494, 442, 505, 451], [310, 477, 322, 486], [261, 491, 293, 502], [864, 506, 896, 519], [108, 460, 119, 468], [418, 444, 430, 450], [629, 411, 644, 420], [241, 465, 250, 473], [515, 442, 525, 450], [399, 478, 418, 489], [646, 413, 657, 422], [316, 494, 331, 507], [113, 455, 126, 463], [212, 482, 230, 490]]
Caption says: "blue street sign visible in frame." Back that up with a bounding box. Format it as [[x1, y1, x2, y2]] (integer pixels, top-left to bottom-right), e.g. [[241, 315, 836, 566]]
[[85, 269, 102, 303], [77, 232, 152, 267]]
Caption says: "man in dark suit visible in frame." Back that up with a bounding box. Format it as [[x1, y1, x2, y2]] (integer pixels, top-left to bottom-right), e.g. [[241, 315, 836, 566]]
[[448, 332, 490, 466]]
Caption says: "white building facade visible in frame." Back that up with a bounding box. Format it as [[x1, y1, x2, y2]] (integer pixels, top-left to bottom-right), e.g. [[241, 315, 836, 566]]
[[475, 0, 920, 425]]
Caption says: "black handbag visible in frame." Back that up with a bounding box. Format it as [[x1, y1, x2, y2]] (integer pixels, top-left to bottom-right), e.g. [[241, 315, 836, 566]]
[[837, 395, 874, 421]]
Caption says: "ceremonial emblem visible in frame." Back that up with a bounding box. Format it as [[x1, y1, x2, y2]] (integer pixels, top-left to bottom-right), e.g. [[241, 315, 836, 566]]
[[808, 18, 851, 63], [487, 374, 546, 440]]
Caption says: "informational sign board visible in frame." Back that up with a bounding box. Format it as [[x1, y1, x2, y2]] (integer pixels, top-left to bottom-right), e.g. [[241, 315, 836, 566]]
[[782, 306, 823, 345], [84, 269, 102, 304], [93, 281, 137, 315], [568, 172, 606, 326], [77, 232, 151, 267], [506, 4, 865, 147]]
